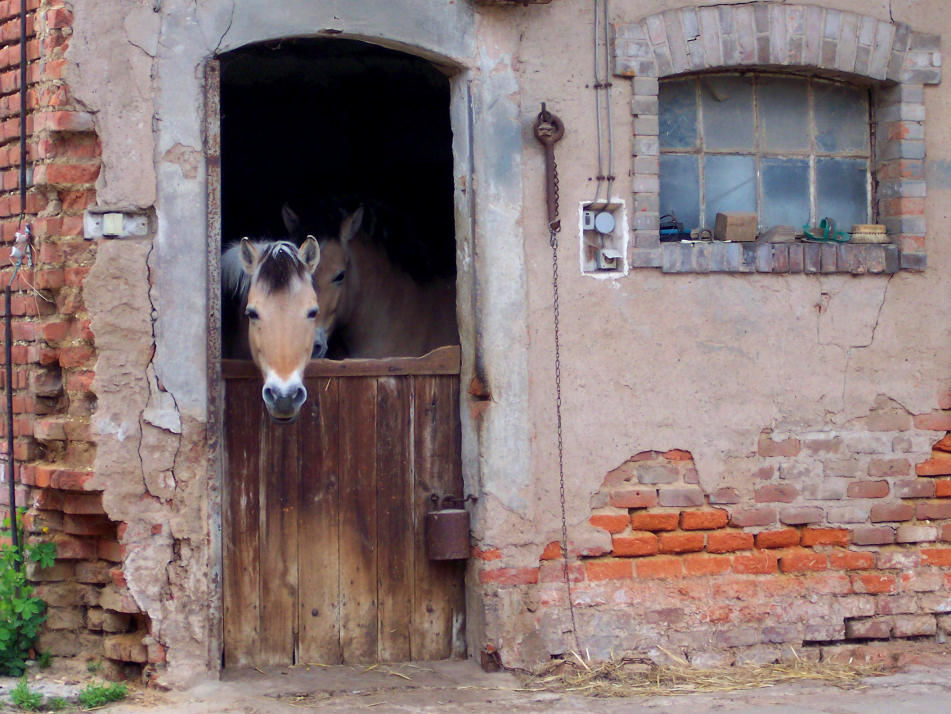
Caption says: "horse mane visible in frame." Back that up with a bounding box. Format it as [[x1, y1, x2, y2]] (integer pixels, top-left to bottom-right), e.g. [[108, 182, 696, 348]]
[[221, 239, 307, 303]]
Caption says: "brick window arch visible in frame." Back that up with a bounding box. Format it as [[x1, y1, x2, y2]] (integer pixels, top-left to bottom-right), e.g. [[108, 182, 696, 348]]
[[613, 3, 941, 274]]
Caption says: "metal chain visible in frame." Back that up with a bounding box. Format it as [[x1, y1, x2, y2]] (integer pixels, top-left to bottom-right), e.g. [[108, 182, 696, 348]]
[[548, 154, 580, 653]]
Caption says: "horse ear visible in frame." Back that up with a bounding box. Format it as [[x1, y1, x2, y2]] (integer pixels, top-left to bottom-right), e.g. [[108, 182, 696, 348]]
[[239, 238, 259, 275], [282, 203, 301, 238], [299, 236, 321, 274], [339, 206, 364, 246]]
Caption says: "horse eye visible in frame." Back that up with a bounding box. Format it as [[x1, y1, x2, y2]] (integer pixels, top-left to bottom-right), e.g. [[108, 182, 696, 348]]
[[332, 270, 346, 285], [245, 307, 259, 321], [307, 307, 318, 320]]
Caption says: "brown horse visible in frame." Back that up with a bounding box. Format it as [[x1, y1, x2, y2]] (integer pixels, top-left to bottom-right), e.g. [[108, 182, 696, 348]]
[[307, 207, 458, 359], [221, 236, 321, 422]]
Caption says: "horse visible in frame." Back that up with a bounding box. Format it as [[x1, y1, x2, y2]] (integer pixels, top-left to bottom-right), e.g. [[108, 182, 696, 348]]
[[298, 206, 458, 359], [221, 235, 321, 422]]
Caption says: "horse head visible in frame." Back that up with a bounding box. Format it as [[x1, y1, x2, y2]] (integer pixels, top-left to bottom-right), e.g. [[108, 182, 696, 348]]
[[307, 207, 364, 358], [238, 237, 321, 422]]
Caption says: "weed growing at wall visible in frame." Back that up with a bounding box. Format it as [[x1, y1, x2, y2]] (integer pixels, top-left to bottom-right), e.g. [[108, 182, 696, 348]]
[[0, 513, 56, 676], [78, 681, 127, 708]]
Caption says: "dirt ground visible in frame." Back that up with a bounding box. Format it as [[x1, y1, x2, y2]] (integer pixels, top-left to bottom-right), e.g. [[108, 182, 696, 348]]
[[3, 646, 951, 713], [10, 649, 942, 714]]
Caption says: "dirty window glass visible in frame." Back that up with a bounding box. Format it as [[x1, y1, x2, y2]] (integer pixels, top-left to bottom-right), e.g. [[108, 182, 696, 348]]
[[658, 73, 871, 235]]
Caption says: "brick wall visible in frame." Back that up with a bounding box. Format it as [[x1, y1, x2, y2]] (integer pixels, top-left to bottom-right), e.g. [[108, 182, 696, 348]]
[[474, 396, 951, 666], [0, 0, 152, 679]]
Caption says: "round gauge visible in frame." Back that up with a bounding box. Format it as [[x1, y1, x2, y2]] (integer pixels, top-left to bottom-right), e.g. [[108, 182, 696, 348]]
[[594, 211, 615, 235]]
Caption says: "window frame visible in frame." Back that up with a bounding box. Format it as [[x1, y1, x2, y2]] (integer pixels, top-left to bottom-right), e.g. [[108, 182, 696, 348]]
[[612, 3, 941, 274]]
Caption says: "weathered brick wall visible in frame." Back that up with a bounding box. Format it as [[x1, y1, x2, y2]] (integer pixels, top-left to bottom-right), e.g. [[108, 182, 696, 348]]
[[0, 0, 152, 679], [474, 398, 951, 666]]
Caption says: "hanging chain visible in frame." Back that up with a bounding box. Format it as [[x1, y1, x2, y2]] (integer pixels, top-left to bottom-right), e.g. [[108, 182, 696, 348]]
[[533, 104, 579, 653]]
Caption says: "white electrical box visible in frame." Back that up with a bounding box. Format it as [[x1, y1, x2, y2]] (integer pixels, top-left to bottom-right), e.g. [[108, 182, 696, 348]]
[[580, 200, 627, 276]]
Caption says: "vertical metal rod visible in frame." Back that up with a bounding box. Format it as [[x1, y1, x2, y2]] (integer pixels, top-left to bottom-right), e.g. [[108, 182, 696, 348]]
[[19, 0, 27, 218], [5, 286, 19, 557]]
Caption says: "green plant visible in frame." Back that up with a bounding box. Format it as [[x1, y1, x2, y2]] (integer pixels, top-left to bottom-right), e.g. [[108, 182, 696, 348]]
[[9, 677, 43, 711], [36, 650, 52, 669], [78, 681, 127, 708], [0, 512, 56, 676], [45, 696, 68, 711], [86, 658, 102, 673]]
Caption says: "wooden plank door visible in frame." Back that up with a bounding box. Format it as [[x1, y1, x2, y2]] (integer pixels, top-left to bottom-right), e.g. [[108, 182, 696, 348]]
[[221, 347, 465, 667]]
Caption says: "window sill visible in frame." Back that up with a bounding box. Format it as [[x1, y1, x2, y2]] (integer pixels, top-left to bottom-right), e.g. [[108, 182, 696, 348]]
[[630, 242, 920, 274]]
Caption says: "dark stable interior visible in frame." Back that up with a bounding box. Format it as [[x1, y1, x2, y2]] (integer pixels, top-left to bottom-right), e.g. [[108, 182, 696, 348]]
[[218, 38, 455, 356]]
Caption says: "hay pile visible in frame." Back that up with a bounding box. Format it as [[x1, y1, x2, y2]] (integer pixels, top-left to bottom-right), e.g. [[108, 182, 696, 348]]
[[521, 650, 886, 697]]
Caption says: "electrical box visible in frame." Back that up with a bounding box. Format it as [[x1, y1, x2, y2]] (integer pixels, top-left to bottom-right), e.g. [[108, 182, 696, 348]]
[[580, 200, 627, 276]]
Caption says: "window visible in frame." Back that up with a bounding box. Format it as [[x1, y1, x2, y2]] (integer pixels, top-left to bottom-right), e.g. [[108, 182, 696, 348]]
[[659, 73, 871, 237]]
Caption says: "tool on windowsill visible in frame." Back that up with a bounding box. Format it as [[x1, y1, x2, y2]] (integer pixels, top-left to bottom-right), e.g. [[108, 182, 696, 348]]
[[802, 217, 851, 243]]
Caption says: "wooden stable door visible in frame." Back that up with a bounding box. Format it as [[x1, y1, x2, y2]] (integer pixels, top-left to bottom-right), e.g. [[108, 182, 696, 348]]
[[221, 347, 466, 667]]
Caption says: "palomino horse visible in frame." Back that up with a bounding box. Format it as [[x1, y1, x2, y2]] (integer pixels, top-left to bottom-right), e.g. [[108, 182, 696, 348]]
[[302, 207, 458, 359], [221, 236, 321, 422]]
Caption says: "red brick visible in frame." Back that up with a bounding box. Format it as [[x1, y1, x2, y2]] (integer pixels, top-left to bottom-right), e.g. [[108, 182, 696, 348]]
[[847, 480, 889, 498], [893, 478, 936, 498], [34, 489, 65, 512], [62, 493, 105, 515], [868, 458, 910, 478], [733, 550, 779, 574], [64, 370, 94, 392], [62, 514, 116, 538], [917, 501, 951, 520], [37, 162, 100, 186], [58, 345, 94, 368], [635, 556, 684, 579], [754, 483, 798, 503], [52, 534, 97, 560], [680, 509, 729, 530], [658, 532, 705, 554], [478, 567, 539, 586], [612, 532, 658, 557], [914, 413, 951, 431], [584, 558, 633, 581], [683, 553, 732, 576], [97, 540, 124, 563], [934, 479, 951, 497], [538, 562, 584, 583], [852, 573, 898, 594], [921, 548, 951, 567], [917, 453, 951, 476], [758, 432, 801, 457], [471, 547, 502, 561], [539, 542, 561, 560], [801, 528, 851, 547], [779, 549, 828, 573], [934, 434, 951, 453], [852, 526, 895, 545], [728, 506, 777, 528], [35, 466, 92, 491], [662, 449, 692, 461], [869, 503, 915, 522], [706, 531, 754, 553], [755, 528, 800, 549], [608, 487, 657, 509], [630, 511, 679, 532], [590, 512, 633, 534], [829, 551, 875, 570]]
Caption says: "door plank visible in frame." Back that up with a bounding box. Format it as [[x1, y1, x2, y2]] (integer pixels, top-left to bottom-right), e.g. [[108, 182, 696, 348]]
[[297, 377, 342, 664], [412, 375, 466, 660], [258, 414, 300, 664], [375, 377, 414, 662], [222, 379, 263, 667], [338, 377, 379, 663]]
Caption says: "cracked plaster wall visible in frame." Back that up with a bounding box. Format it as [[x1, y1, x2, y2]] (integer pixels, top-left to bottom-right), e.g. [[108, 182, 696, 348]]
[[60, 0, 951, 677], [514, 0, 951, 567]]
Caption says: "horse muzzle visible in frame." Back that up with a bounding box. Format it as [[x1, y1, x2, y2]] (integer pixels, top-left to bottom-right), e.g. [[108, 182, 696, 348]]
[[262, 382, 308, 422]]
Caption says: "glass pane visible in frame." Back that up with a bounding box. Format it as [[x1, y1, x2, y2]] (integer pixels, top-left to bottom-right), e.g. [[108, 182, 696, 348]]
[[816, 157, 868, 229], [759, 77, 809, 152], [659, 79, 698, 150], [814, 81, 869, 153], [762, 158, 809, 228], [704, 154, 755, 227], [701, 75, 754, 150], [659, 154, 700, 231]]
